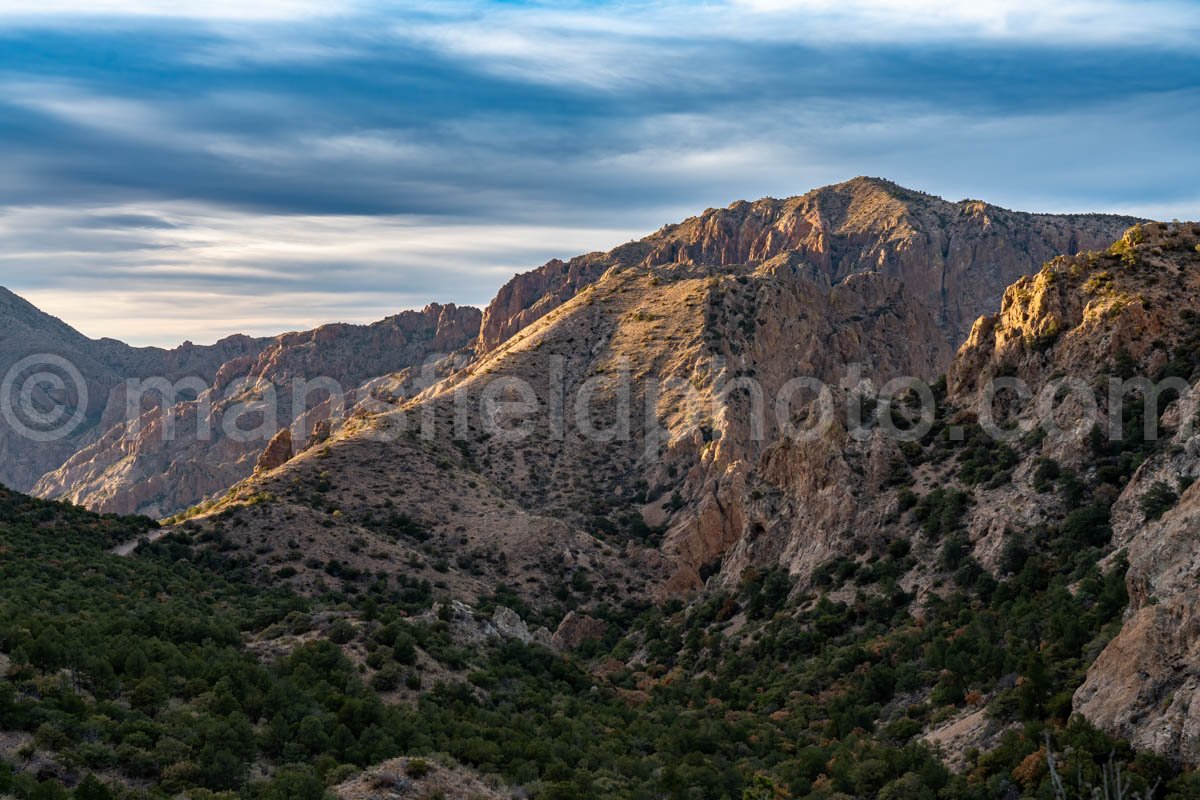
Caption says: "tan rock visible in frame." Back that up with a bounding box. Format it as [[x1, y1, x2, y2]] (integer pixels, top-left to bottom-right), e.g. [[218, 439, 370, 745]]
[[255, 428, 293, 474], [1076, 479, 1200, 765], [479, 177, 1135, 353]]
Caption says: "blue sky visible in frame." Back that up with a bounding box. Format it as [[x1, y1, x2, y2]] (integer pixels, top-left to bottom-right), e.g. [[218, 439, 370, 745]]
[[0, 0, 1198, 346]]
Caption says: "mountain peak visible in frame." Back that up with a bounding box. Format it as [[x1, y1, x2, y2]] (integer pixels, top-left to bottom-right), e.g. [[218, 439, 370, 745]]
[[477, 181, 1140, 351]]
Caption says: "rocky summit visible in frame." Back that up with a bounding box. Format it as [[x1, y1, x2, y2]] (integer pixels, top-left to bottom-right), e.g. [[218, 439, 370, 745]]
[[479, 177, 1136, 351]]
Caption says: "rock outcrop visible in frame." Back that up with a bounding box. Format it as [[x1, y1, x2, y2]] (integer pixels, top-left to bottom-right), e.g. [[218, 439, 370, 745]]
[[335, 756, 508, 800], [552, 611, 607, 650], [255, 428, 293, 474]]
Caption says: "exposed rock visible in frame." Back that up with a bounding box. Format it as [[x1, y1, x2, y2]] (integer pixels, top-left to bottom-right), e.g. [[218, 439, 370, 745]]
[[14, 179, 1133, 525], [923, 707, 1015, 773], [255, 428, 293, 474], [552, 611, 607, 650], [1075, 477, 1200, 765], [334, 755, 508, 800], [432, 601, 553, 648], [479, 177, 1137, 352], [305, 418, 332, 450]]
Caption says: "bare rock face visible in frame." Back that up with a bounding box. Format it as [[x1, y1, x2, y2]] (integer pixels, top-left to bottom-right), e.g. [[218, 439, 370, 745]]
[[432, 601, 553, 647], [660, 267, 951, 590], [552, 611, 607, 650], [479, 255, 624, 352], [305, 418, 332, 450], [479, 177, 1137, 353], [255, 428, 293, 474]]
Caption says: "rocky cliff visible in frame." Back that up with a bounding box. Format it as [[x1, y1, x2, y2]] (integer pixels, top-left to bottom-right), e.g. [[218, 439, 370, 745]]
[[479, 177, 1137, 352]]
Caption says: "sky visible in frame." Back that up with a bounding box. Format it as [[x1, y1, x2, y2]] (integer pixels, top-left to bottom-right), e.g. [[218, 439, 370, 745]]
[[0, 0, 1198, 346]]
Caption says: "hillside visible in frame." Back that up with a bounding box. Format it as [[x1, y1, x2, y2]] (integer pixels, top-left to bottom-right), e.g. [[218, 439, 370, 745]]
[[7, 221, 1200, 796]]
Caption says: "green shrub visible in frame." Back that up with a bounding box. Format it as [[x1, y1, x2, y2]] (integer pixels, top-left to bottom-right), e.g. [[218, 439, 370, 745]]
[[1141, 480, 1179, 521]]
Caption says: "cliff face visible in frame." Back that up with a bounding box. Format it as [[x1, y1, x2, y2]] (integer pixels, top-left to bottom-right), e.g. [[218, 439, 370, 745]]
[[1074, 482, 1200, 764], [479, 177, 1137, 352], [30, 304, 481, 517]]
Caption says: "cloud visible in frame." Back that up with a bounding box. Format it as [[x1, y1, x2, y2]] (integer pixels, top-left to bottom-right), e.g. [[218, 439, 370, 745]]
[[728, 0, 1200, 46], [0, 0, 1195, 346], [0, 202, 643, 345], [0, 0, 360, 22], [398, 0, 1200, 93]]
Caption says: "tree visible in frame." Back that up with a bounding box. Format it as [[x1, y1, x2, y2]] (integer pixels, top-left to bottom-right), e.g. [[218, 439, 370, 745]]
[[74, 775, 114, 800], [260, 766, 329, 800], [1140, 481, 1178, 521]]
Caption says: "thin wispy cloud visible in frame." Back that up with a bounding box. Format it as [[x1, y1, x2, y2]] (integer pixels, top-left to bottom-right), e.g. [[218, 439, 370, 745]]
[[729, 0, 1200, 46], [0, 0, 360, 21], [0, 202, 641, 344], [0, 0, 1195, 345]]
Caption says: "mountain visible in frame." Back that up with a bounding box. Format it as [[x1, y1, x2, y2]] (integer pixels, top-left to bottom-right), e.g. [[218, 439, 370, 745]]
[[0, 286, 265, 493], [30, 304, 482, 517], [7, 196, 1200, 796], [167, 207, 1200, 770], [3, 179, 1135, 525], [149, 216, 1200, 781], [160, 179, 1138, 605], [478, 177, 1137, 352]]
